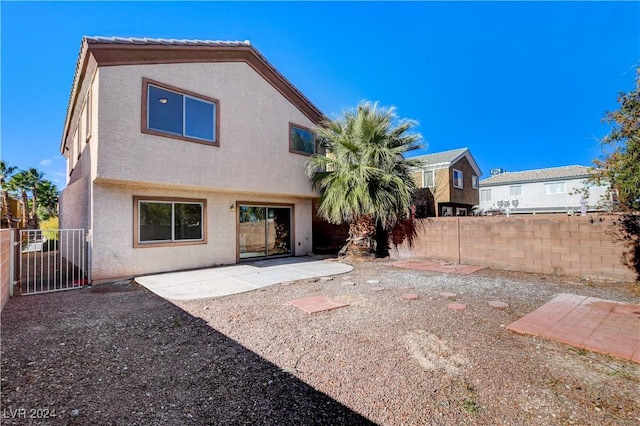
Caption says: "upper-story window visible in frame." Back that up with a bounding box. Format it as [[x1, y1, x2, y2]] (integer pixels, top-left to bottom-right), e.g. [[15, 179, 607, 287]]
[[142, 78, 219, 145], [544, 181, 565, 194], [289, 123, 315, 156], [472, 175, 478, 189], [453, 169, 463, 189], [510, 185, 522, 197], [424, 170, 435, 188]]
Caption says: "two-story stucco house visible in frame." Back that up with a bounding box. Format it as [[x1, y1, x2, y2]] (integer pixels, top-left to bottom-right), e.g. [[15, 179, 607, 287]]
[[478, 165, 610, 215], [59, 36, 325, 283], [409, 148, 481, 217]]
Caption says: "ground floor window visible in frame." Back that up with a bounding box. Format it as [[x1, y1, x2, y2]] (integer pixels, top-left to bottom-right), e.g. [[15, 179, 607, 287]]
[[134, 197, 206, 247], [456, 208, 467, 216], [238, 204, 292, 260]]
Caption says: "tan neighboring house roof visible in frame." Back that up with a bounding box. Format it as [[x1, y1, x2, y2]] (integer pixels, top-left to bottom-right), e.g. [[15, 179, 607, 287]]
[[409, 147, 482, 176], [480, 165, 593, 187], [60, 36, 326, 154]]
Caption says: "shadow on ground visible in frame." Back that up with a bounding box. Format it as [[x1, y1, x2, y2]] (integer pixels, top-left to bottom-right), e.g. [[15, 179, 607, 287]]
[[0, 282, 376, 425]]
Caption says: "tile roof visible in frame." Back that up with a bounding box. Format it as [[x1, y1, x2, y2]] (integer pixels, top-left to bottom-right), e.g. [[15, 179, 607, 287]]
[[409, 147, 470, 166], [84, 36, 251, 47], [479, 165, 594, 186]]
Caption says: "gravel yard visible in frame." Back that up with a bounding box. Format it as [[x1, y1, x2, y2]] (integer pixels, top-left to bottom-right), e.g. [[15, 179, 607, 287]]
[[2, 259, 639, 425]]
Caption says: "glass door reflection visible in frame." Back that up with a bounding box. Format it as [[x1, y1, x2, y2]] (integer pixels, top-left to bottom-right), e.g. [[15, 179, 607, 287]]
[[238, 206, 266, 259], [238, 205, 292, 260]]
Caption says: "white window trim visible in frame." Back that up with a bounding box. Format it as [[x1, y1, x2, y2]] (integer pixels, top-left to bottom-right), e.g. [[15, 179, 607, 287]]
[[480, 189, 492, 202], [453, 168, 463, 189], [544, 181, 566, 195], [472, 175, 478, 189]]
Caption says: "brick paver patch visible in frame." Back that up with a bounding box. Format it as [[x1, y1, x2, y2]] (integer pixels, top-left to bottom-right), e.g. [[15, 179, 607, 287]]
[[507, 293, 640, 363], [447, 303, 467, 311], [289, 296, 349, 314], [489, 301, 509, 309], [402, 293, 420, 300], [440, 292, 457, 298]]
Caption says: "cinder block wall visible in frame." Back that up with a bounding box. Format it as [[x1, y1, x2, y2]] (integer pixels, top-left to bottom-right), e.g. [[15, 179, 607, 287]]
[[0, 229, 16, 313], [392, 215, 637, 281]]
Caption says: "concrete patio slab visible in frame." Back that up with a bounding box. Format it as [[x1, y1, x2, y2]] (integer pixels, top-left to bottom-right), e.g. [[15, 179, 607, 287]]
[[507, 293, 640, 363], [135, 257, 353, 301]]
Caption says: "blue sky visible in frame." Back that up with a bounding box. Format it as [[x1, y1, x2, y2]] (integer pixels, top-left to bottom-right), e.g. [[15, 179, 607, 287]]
[[1, 1, 638, 189]]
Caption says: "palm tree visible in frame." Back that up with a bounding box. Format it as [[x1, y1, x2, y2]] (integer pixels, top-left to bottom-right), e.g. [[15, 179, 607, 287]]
[[0, 160, 17, 228], [306, 101, 423, 257], [35, 180, 59, 221], [7, 170, 30, 228], [7, 168, 46, 228], [25, 168, 46, 228]]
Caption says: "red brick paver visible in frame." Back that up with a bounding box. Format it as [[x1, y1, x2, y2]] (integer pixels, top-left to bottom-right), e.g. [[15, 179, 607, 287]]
[[402, 293, 420, 300], [507, 294, 640, 363], [447, 303, 467, 311], [392, 261, 485, 275], [289, 296, 349, 314]]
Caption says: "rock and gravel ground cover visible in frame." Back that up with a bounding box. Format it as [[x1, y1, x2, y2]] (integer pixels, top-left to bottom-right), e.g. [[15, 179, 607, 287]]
[[1, 259, 639, 425]]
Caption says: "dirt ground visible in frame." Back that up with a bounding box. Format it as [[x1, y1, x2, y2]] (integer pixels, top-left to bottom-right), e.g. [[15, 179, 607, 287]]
[[1, 259, 639, 425]]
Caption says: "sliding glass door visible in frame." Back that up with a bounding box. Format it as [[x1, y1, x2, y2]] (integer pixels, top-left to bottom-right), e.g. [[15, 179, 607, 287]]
[[238, 205, 292, 260]]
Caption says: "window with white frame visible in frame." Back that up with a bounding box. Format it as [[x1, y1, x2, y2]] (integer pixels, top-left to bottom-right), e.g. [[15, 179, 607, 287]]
[[423, 170, 435, 188], [456, 208, 467, 216], [510, 185, 522, 197], [143, 78, 218, 145], [442, 206, 453, 216], [480, 189, 492, 202], [453, 169, 463, 189], [135, 197, 205, 246], [544, 182, 566, 194], [472, 175, 478, 189]]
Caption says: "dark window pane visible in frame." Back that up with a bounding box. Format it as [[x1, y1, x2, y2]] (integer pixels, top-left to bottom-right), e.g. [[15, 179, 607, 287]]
[[174, 203, 203, 240], [185, 97, 215, 141], [140, 202, 172, 242], [291, 126, 315, 154], [148, 85, 183, 135]]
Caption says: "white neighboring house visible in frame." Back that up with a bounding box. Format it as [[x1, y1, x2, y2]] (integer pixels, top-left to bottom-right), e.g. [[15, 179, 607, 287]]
[[478, 165, 610, 215]]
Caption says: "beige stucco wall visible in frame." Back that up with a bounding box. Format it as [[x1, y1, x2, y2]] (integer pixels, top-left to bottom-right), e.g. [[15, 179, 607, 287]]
[[90, 182, 313, 282], [61, 61, 321, 282], [59, 176, 90, 231], [96, 62, 317, 197]]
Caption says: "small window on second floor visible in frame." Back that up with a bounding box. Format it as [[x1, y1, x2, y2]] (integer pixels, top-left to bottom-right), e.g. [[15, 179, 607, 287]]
[[143, 78, 219, 145], [289, 123, 315, 156], [424, 170, 435, 188], [472, 175, 478, 189], [544, 182, 566, 194], [453, 169, 463, 189]]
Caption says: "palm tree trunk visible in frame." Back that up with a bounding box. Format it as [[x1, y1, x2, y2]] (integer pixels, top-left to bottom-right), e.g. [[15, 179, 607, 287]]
[[20, 190, 29, 228], [31, 192, 39, 229], [339, 215, 376, 258]]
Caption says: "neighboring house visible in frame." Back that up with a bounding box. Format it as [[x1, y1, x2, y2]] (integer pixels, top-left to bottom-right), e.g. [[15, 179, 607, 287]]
[[1, 196, 25, 229], [59, 36, 325, 282], [409, 148, 481, 217], [478, 165, 610, 215]]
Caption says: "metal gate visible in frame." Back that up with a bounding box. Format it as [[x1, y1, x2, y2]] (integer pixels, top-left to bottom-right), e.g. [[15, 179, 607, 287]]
[[19, 229, 89, 295]]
